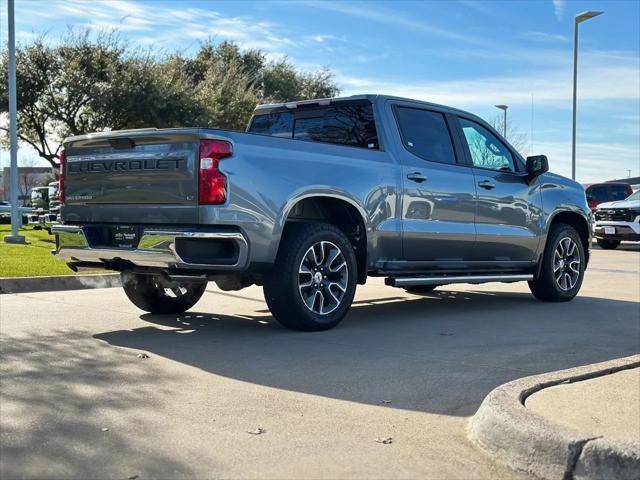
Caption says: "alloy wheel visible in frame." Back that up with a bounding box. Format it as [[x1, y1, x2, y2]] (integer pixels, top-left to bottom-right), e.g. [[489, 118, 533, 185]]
[[298, 241, 348, 315], [553, 237, 581, 291]]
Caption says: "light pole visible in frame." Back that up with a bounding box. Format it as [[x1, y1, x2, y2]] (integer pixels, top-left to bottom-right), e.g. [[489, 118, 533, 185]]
[[495, 104, 508, 139], [4, 0, 25, 244], [572, 10, 603, 181]]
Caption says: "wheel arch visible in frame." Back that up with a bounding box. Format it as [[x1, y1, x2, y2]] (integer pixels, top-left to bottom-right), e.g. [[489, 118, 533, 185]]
[[539, 210, 591, 278], [278, 193, 369, 284], [549, 211, 590, 253]]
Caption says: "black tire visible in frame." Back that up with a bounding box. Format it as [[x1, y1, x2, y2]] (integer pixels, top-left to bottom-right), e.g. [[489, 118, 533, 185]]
[[404, 285, 438, 294], [263, 222, 357, 331], [528, 224, 586, 302], [121, 271, 207, 314], [596, 238, 621, 250]]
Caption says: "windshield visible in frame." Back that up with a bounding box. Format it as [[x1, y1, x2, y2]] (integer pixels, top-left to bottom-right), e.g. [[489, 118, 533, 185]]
[[586, 184, 630, 202], [31, 189, 45, 200], [626, 190, 640, 201]]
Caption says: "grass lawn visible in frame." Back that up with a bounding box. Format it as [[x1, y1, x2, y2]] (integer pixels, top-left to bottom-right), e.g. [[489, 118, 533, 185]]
[[0, 224, 75, 277]]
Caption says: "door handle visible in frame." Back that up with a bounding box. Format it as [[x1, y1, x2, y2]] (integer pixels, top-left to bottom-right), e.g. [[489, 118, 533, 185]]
[[407, 172, 427, 183], [478, 180, 496, 190]]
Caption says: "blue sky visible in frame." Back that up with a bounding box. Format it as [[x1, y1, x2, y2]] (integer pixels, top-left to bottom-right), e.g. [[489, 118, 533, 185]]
[[1, 0, 639, 182]]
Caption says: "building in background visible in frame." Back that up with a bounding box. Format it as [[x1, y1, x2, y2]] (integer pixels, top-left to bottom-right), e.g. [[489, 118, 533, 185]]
[[606, 176, 640, 193], [1, 167, 54, 205]]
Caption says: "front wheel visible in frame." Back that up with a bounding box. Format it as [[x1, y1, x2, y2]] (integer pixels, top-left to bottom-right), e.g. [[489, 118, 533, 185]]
[[596, 238, 620, 250], [121, 272, 207, 314], [263, 222, 357, 331], [528, 224, 585, 302]]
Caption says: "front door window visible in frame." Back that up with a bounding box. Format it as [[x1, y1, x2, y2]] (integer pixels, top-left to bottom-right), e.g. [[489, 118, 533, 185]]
[[460, 118, 515, 173]]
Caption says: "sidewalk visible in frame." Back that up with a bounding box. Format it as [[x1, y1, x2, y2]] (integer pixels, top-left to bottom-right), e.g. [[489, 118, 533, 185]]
[[469, 356, 640, 480], [526, 368, 640, 446]]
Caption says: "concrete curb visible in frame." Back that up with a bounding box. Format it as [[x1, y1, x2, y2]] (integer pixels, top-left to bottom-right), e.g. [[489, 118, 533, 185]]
[[0, 273, 121, 294], [469, 355, 640, 480]]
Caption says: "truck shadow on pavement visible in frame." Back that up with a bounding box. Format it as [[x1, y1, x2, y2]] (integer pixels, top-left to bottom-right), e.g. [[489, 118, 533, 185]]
[[0, 329, 197, 479], [94, 289, 640, 418]]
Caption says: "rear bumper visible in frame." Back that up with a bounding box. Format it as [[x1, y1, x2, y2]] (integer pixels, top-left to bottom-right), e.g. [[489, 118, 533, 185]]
[[52, 225, 249, 270]]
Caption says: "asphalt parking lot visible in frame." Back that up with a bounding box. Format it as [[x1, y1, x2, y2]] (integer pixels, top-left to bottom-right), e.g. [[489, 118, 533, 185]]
[[1, 243, 639, 479]]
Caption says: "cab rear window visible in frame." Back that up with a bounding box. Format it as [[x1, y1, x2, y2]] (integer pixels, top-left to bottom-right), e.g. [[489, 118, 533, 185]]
[[248, 112, 294, 138], [248, 103, 378, 149]]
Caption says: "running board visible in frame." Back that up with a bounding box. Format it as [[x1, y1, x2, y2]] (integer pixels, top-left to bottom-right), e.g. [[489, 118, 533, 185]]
[[386, 274, 533, 287]]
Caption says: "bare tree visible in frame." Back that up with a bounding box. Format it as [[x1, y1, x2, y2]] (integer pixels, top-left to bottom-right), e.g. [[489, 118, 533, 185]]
[[18, 172, 41, 206], [14, 158, 50, 206], [488, 114, 527, 154]]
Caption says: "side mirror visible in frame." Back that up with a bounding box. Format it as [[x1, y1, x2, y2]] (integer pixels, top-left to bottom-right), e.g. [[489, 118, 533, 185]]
[[526, 155, 549, 177]]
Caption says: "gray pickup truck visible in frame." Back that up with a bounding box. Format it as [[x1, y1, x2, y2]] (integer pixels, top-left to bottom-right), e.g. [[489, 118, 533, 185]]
[[52, 95, 591, 331]]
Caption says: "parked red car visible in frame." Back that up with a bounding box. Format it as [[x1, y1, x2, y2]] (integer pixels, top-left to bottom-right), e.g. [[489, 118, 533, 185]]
[[583, 182, 633, 213]]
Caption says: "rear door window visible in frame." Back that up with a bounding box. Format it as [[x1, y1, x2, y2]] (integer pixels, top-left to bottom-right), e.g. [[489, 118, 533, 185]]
[[394, 107, 457, 164], [293, 104, 378, 149], [248, 103, 378, 149]]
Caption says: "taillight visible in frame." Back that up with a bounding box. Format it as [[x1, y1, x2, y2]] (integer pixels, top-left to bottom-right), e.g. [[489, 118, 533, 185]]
[[58, 150, 65, 204], [198, 139, 232, 205]]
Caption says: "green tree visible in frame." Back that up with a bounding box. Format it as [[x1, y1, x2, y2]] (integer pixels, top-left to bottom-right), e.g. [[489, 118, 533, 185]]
[[0, 33, 340, 168], [174, 40, 339, 129], [0, 32, 206, 167], [261, 60, 338, 102], [170, 40, 264, 130]]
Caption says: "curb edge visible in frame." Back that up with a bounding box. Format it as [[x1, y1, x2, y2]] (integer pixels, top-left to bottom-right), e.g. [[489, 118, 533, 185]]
[[468, 355, 640, 480]]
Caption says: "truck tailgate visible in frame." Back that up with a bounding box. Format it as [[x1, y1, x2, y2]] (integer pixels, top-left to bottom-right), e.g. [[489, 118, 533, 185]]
[[62, 131, 200, 224]]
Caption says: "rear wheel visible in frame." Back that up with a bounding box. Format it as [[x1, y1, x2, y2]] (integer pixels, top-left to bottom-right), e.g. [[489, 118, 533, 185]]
[[596, 238, 620, 250], [121, 272, 207, 314], [263, 222, 357, 331], [528, 224, 585, 302], [404, 285, 438, 294]]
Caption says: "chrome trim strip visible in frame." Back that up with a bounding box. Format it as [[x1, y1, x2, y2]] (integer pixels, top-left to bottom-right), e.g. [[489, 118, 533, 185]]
[[390, 274, 533, 287], [52, 225, 249, 270]]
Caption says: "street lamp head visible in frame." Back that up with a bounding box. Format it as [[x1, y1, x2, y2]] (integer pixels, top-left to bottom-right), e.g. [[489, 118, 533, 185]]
[[495, 104, 508, 111], [575, 11, 603, 24]]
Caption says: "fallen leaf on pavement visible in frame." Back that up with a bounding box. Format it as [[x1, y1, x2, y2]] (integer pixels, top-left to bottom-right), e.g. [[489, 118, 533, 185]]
[[375, 437, 393, 444]]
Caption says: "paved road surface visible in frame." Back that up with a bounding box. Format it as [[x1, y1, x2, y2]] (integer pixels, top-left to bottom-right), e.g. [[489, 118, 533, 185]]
[[1, 244, 638, 479]]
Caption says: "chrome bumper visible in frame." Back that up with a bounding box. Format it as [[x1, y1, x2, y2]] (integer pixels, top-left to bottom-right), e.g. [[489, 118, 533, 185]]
[[52, 225, 249, 270]]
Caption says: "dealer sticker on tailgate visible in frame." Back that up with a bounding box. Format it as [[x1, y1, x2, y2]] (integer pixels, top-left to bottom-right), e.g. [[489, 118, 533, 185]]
[[112, 226, 138, 248]]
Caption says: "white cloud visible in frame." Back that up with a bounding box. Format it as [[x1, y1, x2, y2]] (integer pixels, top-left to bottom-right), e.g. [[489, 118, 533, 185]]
[[301, 0, 493, 47], [10, 0, 298, 54], [307, 34, 338, 43], [553, 0, 566, 21], [337, 56, 639, 108], [523, 31, 570, 43], [534, 140, 639, 183]]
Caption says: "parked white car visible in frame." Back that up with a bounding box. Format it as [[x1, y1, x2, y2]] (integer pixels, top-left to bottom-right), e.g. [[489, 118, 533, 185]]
[[594, 190, 640, 249]]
